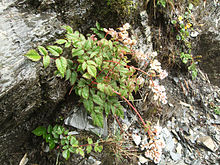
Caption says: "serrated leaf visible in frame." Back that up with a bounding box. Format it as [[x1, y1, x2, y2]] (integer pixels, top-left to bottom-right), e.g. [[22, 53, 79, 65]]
[[25, 49, 41, 61], [55, 39, 67, 45], [72, 48, 84, 57], [83, 99, 94, 112], [32, 126, 46, 136], [70, 71, 77, 85], [91, 112, 103, 128], [47, 45, 62, 56], [87, 60, 97, 67], [38, 46, 48, 56], [65, 69, 71, 81], [55, 57, 67, 77], [82, 86, 89, 99], [111, 105, 116, 115], [87, 65, 97, 78], [49, 140, 55, 150], [43, 55, 50, 68], [62, 25, 73, 34], [62, 149, 70, 160], [86, 145, 92, 154], [93, 94, 104, 105]]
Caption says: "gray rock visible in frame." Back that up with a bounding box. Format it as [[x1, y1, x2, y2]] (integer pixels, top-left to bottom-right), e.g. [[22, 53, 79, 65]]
[[170, 152, 181, 161], [161, 127, 175, 152], [197, 136, 217, 152], [64, 106, 108, 137]]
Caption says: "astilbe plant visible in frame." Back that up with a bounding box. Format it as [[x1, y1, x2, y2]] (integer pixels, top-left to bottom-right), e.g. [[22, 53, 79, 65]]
[[27, 22, 168, 163]]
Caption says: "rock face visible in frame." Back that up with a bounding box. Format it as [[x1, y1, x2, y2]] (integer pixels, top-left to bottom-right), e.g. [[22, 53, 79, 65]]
[[0, 1, 68, 163], [193, 0, 220, 86]]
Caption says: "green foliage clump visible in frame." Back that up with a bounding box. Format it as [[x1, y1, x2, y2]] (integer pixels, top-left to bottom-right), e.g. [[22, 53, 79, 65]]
[[25, 22, 143, 128], [32, 125, 103, 160], [171, 3, 198, 79]]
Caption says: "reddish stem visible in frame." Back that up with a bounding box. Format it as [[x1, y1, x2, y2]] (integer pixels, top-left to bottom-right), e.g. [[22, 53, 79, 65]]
[[112, 90, 146, 126]]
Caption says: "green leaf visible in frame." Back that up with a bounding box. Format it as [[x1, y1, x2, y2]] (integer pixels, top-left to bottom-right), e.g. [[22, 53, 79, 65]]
[[87, 65, 97, 78], [72, 48, 84, 57], [64, 130, 69, 135], [70, 71, 77, 85], [91, 112, 103, 128], [111, 105, 116, 115], [86, 145, 92, 154], [82, 61, 87, 71], [82, 72, 92, 79], [83, 99, 94, 112], [47, 46, 62, 56], [49, 141, 55, 150], [82, 86, 89, 99], [84, 38, 92, 50], [96, 21, 101, 30], [171, 20, 177, 24], [116, 105, 124, 118], [65, 69, 71, 81], [47, 125, 53, 134], [94, 143, 103, 152], [62, 25, 73, 34], [87, 137, 93, 144], [62, 149, 70, 160], [55, 57, 67, 77], [78, 148, 85, 157], [95, 56, 103, 67], [57, 125, 64, 135], [93, 95, 104, 105], [24, 49, 41, 61], [65, 41, 71, 48], [38, 46, 48, 56], [97, 83, 105, 92], [104, 103, 111, 116], [90, 51, 99, 58], [43, 55, 50, 68], [87, 60, 98, 67], [70, 136, 78, 147], [105, 85, 113, 96], [55, 39, 67, 45], [32, 126, 46, 136]]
